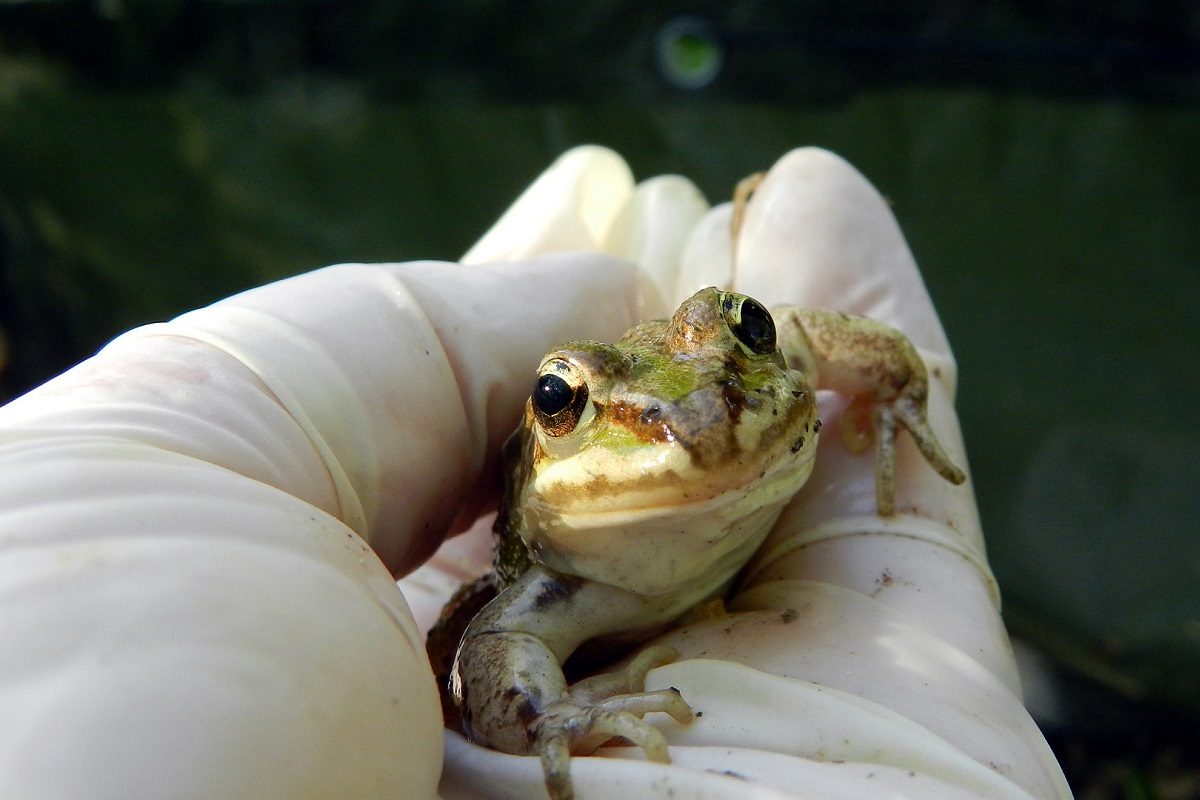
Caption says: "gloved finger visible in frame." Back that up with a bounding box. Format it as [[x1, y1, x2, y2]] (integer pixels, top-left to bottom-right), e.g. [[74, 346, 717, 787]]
[[603, 173, 710, 318], [463, 144, 712, 321], [462, 146, 635, 265]]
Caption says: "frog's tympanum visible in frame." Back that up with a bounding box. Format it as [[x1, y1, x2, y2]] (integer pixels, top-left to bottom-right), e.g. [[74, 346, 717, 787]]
[[426, 277, 966, 798]]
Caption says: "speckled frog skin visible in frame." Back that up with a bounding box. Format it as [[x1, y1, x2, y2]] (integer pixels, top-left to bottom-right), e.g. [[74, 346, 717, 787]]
[[427, 287, 965, 800]]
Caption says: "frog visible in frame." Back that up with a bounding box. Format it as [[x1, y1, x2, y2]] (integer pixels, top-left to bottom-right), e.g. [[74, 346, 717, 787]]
[[426, 179, 966, 800]]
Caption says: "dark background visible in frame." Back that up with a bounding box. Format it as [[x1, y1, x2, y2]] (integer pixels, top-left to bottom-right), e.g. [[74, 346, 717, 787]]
[[2, 3, 1198, 797]]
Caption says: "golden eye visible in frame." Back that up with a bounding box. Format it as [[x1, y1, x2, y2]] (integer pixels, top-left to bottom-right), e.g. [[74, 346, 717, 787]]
[[720, 293, 776, 355], [532, 359, 589, 437]]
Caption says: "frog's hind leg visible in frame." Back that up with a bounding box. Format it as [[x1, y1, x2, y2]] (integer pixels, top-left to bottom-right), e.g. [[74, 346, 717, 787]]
[[452, 567, 699, 800], [425, 572, 499, 729]]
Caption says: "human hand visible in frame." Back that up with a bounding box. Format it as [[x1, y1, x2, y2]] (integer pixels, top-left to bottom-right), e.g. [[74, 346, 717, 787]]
[[402, 146, 1072, 799], [0, 144, 1070, 800]]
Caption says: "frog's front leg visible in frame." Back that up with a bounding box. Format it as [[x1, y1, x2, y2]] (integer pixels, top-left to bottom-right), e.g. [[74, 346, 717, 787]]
[[774, 307, 966, 514], [452, 566, 693, 800]]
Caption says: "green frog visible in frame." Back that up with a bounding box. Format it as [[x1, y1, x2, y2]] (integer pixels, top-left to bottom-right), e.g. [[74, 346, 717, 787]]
[[427, 281, 965, 799]]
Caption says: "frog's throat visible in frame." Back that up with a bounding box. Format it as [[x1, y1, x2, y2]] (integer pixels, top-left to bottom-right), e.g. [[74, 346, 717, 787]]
[[518, 451, 815, 597]]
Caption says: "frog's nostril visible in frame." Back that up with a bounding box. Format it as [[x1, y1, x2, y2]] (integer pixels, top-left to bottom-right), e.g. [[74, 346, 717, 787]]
[[640, 405, 663, 424]]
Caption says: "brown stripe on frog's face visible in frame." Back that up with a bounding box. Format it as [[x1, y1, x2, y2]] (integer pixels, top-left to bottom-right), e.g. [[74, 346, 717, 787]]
[[590, 399, 676, 445]]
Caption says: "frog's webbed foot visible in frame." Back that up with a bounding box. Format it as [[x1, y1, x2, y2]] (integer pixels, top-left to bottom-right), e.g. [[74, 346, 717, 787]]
[[534, 646, 693, 800]]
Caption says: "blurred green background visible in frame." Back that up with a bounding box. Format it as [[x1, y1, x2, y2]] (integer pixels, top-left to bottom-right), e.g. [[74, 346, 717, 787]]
[[2, 2, 1198, 796]]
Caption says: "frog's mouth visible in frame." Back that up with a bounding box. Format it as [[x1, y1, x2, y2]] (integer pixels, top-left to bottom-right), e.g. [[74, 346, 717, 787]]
[[521, 444, 817, 596], [530, 429, 816, 519]]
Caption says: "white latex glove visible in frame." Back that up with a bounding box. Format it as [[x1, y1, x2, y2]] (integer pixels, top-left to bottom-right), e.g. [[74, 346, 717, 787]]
[[0, 235, 641, 793], [403, 146, 1073, 800], [0, 145, 1072, 800]]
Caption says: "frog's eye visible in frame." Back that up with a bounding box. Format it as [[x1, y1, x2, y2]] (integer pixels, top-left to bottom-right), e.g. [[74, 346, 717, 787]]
[[721, 293, 776, 355], [532, 359, 589, 437]]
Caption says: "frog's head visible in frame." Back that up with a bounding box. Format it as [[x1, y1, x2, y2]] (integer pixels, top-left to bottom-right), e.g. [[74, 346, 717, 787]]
[[509, 287, 819, 596]]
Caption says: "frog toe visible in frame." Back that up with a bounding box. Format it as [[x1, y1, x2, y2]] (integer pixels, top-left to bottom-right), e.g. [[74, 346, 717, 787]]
[[893, 394, 966, 486], [537, 733, 574, 800], [872, 391, 966, 515], [593, 686, 694, 725], [532, 702, 676, 800]]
